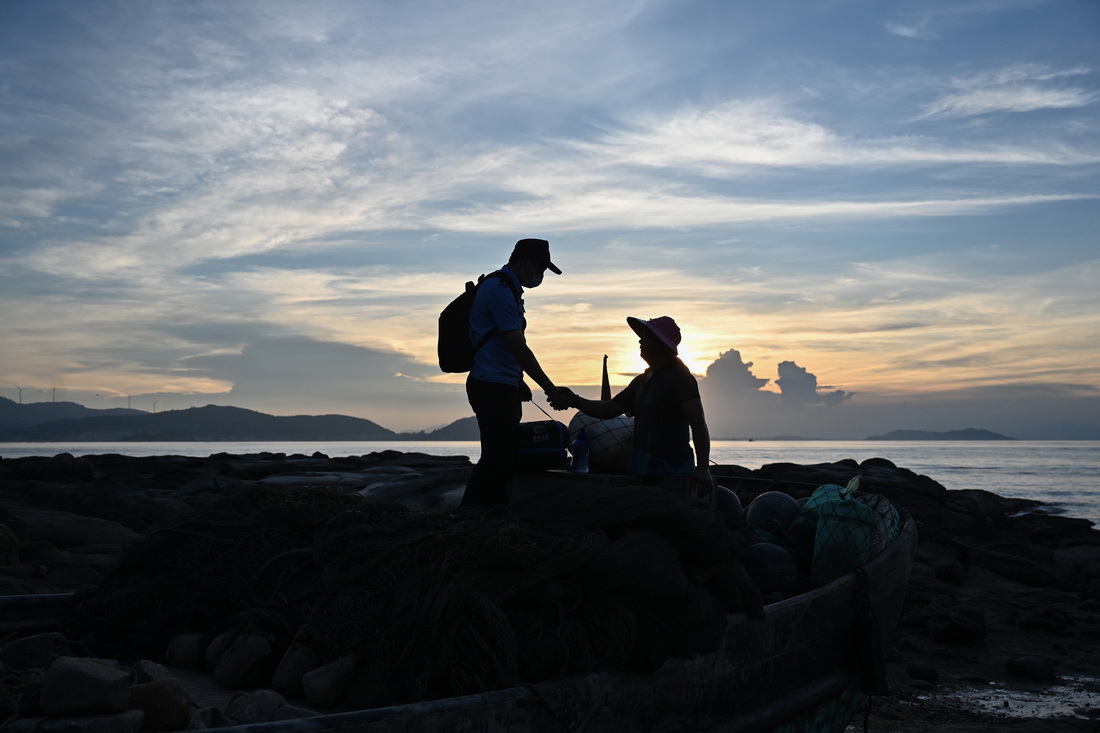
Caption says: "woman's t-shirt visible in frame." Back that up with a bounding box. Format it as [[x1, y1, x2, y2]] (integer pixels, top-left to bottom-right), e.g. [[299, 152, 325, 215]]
[[612, 358, 699, 476]]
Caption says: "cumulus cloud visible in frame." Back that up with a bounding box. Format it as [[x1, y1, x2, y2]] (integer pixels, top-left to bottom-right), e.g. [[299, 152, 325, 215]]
[[775, 361, 854, 408], [696, 350, 855, 438], [702, 349, 770, 393]]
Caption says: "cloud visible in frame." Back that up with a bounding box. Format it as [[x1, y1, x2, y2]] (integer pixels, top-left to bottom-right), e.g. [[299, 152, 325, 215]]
[[695, 349, 861, 438], [176, 335, 466, 430], [589, 101, 1100, 170], [430, 191, 1098, 234], [884, 0, 1058, 42], [775, 361, 854, 407], [918, 64, 1097, 119], [702, 349, 770, 393], [2, 0, 1097, 439], [921, 86, 1097, 119], [183, 336, 436, 390], [885, 19, 933, 39]]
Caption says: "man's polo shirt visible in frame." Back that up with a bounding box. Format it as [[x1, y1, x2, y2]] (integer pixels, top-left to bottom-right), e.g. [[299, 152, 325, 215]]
[[469, 265, 525, 385]]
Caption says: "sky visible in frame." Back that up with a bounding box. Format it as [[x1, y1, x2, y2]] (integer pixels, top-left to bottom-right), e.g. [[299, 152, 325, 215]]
[[1, 0, 1098, 439]]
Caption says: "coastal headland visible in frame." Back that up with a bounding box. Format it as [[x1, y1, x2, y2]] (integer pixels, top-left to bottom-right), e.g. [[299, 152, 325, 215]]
[[0, 450, 1097, 730]]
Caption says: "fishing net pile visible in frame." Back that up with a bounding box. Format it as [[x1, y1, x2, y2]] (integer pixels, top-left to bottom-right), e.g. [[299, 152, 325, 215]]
[[65, 482, 762, 708]]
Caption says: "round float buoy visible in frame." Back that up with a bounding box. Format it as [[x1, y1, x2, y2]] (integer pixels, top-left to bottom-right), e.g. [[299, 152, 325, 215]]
[[714, 485, 743, 527], [745, 491, 801, 533], [741, 542, 801, 598]]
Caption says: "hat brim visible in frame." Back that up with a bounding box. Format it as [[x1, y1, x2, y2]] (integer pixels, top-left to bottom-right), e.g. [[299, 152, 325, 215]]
[[546, 261, 562, 275], [627, 316, 677, 353]]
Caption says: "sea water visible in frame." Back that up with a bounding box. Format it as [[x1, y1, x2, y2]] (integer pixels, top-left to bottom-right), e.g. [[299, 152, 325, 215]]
[[1, 439, 1097, 525]]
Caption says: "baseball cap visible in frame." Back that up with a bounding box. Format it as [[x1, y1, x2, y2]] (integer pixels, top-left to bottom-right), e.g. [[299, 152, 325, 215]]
[[511, 238, 561, 274]]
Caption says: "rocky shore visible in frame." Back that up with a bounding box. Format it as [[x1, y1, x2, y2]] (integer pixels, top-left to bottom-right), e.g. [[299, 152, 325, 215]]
[[0, 450, 1097, 731]]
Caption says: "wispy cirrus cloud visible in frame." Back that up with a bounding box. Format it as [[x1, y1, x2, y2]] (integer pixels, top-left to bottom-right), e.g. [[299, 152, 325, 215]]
[[575, 101, 1100, 171], [918, 64, 1097, 119], [429, 190, 1098, 234], [884, 18, 934, 40], [884, 0, 1056, 41]]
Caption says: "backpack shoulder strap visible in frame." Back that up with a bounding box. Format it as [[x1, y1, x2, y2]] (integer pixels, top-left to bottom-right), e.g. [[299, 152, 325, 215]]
[[480, 270, 521, 302]]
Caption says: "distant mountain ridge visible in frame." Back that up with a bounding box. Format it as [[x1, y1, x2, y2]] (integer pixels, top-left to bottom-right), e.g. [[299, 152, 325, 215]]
[[0, 402, 397, 442], [0, 398, 1042, 443], [0, 397, 144, 430], [865, 428, 1015, 441]]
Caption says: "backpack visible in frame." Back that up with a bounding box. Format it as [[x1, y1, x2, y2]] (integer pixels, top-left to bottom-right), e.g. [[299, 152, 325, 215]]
[[437, 271, 520, 373]]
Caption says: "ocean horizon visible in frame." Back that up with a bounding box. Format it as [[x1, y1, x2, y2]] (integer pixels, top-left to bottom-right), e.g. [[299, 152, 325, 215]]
[[2, 439, 1097, 526]]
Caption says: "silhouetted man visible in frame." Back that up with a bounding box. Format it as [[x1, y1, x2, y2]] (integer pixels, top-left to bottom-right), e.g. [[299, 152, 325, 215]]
[[461, 238, 570, 507]]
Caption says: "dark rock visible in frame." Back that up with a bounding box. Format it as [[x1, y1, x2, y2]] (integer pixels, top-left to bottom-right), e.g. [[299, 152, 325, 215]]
[[129, 677, 192, 731], [214, 631, 276, 689], [951, 540, 1057, 587], [18, 508, 143, 549], [5, 711, 144, 733], [272, 632, 322, 699], [905, 661, 939, 682], [1, 632, 79, 672], [166, 632, 211, 669], [193, 706, 233, 729], [225, 689, 290, 724], [0, 686, 15, 719], [275, 703, 322, 720], [0, 570, 33, 594], [1005, 655, 1057, 680], [0, 505, 28, 541], [930, 558, 968, 582], [40, 656, 131, 716], [303, 655, 357, 708], [0, 523, 21, 566], [42, 558, 102, 588], [928, 605, 987, 643], [129, 659, 170, 683], [72, 457, 95, 482], [204, 630, 235, 671], [19, 540, 61, 563]]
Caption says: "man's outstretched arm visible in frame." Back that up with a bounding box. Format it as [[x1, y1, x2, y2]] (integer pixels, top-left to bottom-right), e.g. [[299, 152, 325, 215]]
[[501, 330, 567, 401]]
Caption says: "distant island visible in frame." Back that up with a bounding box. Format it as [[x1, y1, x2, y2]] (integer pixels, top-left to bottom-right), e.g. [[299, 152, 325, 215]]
[[0, 397, 1025, 443], [0, 398, 481, 442], [864, 428, 1015, 441]]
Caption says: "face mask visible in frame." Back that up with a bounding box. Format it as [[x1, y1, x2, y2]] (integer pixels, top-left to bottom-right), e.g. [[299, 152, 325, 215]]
[[522, 269, 544, 288]]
